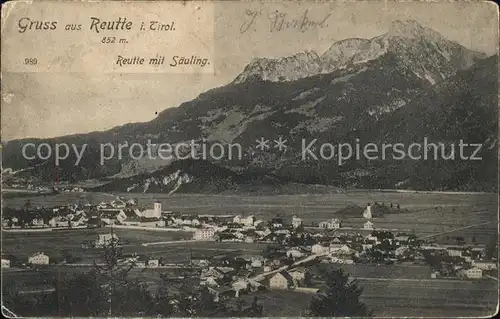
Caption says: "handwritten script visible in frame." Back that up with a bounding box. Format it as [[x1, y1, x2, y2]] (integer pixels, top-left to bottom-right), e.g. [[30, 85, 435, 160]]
[[240, 9, 331, 33]]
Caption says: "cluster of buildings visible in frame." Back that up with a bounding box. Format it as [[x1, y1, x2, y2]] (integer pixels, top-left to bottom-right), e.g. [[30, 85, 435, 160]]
[[2, 199, 497, 284], [2, 252, 51, 268], [422, 243, 497, 279], [2, 198, 168, 230]]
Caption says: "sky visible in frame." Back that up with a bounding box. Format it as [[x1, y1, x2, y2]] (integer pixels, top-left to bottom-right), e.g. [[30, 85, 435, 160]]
[[1, 1, 498, 141]]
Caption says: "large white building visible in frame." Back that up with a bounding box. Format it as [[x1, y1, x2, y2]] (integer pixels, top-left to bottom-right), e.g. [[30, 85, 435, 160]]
[[193, 228, 216, 240], [269, 271, 294, 290], [291, 215, 303, 229], [28, 252, 49, 265], [472, 261, 497, 270], [364, 220, 374, 230], [141, 201, 162, 219], [460, 267, 483, 279], [311, 244, 329, 255], [319, 218, 342, 229], [1, 258, 11, 268], [233, 215, 255, 226]]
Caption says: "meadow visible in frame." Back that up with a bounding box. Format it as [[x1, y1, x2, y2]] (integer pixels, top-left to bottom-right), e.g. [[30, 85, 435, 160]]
[[239, 278, 498, 317], [4, 190, 497, 243]]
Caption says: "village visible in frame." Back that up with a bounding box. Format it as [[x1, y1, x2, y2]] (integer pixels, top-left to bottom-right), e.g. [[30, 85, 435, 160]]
[[2, 195, 497, 303]]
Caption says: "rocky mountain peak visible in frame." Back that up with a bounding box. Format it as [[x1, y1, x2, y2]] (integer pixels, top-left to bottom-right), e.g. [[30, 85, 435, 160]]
[[232, 50, 322, 83], [387, 19, 442, 41], [232, 19, 486, 85]]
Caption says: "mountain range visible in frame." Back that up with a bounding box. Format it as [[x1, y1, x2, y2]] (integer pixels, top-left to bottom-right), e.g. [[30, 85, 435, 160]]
[[2, 20, 498, 193]]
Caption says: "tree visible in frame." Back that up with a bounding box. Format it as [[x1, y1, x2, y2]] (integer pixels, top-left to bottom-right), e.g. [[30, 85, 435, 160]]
[[306, 268, 372, 317], [24, 200, 32, 210], [485, 235, 498, 259]]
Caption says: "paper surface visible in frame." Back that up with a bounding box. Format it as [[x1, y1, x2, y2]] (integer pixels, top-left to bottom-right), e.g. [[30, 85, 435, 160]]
[[1, 1, 499, 318]]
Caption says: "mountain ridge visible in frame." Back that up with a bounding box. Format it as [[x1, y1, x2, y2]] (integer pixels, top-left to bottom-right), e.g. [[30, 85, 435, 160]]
[[2, 20, 497, 193], [233, 19, 486, 84]]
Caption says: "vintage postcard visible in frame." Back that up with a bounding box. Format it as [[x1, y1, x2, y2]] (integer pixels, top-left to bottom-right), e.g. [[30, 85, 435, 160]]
[[1, 0, 499, 317]]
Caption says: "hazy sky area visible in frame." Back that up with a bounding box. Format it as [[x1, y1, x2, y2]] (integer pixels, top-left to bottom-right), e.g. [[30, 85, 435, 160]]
[[1, 1, 498, 141]]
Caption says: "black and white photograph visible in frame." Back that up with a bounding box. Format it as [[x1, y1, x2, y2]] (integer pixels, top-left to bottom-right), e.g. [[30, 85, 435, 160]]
[[1, 0, 499, 317]]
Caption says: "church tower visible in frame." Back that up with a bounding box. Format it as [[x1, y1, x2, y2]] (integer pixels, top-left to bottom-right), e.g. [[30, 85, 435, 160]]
[[154, 200, 162, 217], [363, 203, 372, 219]]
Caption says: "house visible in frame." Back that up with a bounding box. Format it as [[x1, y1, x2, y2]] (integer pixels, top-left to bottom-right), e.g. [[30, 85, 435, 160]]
[[394, 235, 410, 243], [329, 244, 351, 255], [30, 217, 45, 227], [122, 216, 165, 227], [202, 276, 222, 287], [87, 216, 106, 228], [95, 233, 119, 247], [395, 246, 409, 256], [254, 219, 265, 227], [1, 258, 11, 268], [311, 244, 329, 255], [244, 236, 255, 243], [192, 259, 210, 267], [2, 217, 10, 228], [250, 257, 263, 268], [447, 248, 463, 257], [233, 215, 242, 224], [363, 221, 374, 230], [362, 242, 374, 250], [233, 215, 255, 226], [286, 248, 304, 259], [111, 200, 126, 209], [190, 218, 201, 227], [100, 210, 127, 225], [459, 267, 483, 279], [274, 229, 290, 235], [147, 258, 159, 268], [269, 271, 295, 290], [290, 268, 307, 281], [28, 252, 49, 265], [123, 209, 141, 220], [172, 216, 184, 226], [193, 228, 216, 240], [127, 198, 138, 206], [201, 267, 225, 280], [330, 256, 354, 264], [69, 213, 88, 227], [232, 215, 251, 225], [135, 256, 148, 268], [232, 279, 249, 297], [270, 217, 284, 229], [472, 261, 497, 271], [256, 228, 272, 239], [48, 216, 69, 227], [363, 204, 372, 219], [141, 201, 162, 219], [318, 218, 342, 229], [291, 215, 303, 229]]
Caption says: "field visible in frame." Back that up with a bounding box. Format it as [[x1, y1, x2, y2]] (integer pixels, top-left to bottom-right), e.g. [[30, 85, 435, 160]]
[[244, 278, 498, 317], [4, 190, 497, 243], [4, 259, 498, 317], [2, 190, 498, 316], [2, 228, 266, 263]]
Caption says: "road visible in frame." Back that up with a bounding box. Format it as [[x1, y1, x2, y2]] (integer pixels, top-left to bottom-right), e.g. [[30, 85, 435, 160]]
[[418, 221, 497, 239]]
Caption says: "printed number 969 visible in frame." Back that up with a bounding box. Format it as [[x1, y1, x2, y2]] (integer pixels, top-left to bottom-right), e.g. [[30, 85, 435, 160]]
[[24, 58, 38, 65]]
